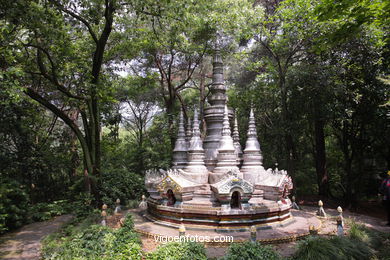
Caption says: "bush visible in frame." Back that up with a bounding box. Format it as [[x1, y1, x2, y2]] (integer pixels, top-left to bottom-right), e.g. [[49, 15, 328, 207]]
[[223, 242, 281, 260], [42, 214, 141, 259], [146, 242, 207, 260], [347, 220, 390, 259], [30, 200, 71, 222], [292, 235, 373, 260], [100, 168, 145, 206], [348, 221, 382, 249], [0, 178, 29, 234]]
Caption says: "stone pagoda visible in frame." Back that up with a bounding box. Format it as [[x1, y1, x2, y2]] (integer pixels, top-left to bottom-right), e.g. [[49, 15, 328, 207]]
[[145, 50, 293, 230]]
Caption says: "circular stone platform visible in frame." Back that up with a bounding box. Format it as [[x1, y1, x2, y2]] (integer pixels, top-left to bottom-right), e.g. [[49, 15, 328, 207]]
[[128, 208, 321, 246]]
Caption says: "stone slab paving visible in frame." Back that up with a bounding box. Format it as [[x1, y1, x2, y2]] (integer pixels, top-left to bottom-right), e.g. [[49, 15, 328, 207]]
[[0, 215, 73, 260]]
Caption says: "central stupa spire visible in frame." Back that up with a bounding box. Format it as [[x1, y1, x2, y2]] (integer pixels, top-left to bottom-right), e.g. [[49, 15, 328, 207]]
[[203, 45, 228, 171]]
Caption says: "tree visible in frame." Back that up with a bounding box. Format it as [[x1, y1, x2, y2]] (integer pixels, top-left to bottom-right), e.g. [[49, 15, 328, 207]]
[[125, 0, 257, 150], [1, 0, 122, 203], [119, 75, 159, 173]]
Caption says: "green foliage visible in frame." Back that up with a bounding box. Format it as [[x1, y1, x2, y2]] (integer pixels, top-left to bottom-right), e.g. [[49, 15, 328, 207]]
[[292, 235, 373, 260], [100, 167, 145, 206], [347, 220, 390, 253], [0, 178, 29, 234], [223, 241, 281, 260], [30, 200, 70, 222], [146, 242, 207, 260], [42, 214, 141, 260]]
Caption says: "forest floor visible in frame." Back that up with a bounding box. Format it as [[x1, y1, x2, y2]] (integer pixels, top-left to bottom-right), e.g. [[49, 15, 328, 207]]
[[0, 215, 73, 260]]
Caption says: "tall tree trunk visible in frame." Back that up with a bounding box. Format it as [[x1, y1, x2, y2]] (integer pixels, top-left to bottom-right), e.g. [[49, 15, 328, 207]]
[[340, 123, 354, 208], [166, 97, 176, 153], [314, 118, 329, 197], [68, 110, 80, 182], [279, 70, 297, 193]]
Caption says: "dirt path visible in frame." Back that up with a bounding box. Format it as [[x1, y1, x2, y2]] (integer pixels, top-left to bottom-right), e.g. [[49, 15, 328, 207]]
[[0, 215, 73, 260]]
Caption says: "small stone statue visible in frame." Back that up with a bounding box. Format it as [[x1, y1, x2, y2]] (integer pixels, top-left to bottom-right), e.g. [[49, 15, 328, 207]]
[[291, 196, 300, 210], [317, 200, 326, 217], [139, 195, 148, 211], [309, 225, 318, 235], [119, 217, 126, 227], [114, 198, 121, 215], [336, 206, 344, 236], [101, 204, 108, 226], [250, 225, 257, 243], [179, 224, 186, 237]]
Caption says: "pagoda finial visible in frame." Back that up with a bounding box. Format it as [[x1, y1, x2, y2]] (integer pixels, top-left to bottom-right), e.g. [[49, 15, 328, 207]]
[[247, 108, 259, 141], [172, 110, 188, 169], [191, 109, 201, 143], [233, 111, 243, 165], [186, 115, 192, 142], [221, 105, 231, 137], [185, 107, 208, 183], [188, 108, 205, 156], [211, 105, 240, 183], [241, 106, 264, 184], [178, 110, 186, 138]]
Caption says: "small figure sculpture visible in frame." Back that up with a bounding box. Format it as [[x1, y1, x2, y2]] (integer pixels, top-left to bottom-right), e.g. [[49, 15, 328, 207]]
[[317, 200, 326, 217], [336, 206, 344, 236], [179, 224, 186, 237], [114, 198, 121, 215], [250, 225, 257, 243], [166, 190, 176, 206], [101, 204, 108, 226], [291, 196, 300, 210], [139, 195, 148, 210]]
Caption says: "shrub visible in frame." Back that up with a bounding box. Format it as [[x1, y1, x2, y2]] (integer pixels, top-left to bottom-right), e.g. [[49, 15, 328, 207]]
[[114, 214, 141, 245], [42, 213, 142, 260], [0, 178, 29, 234], [292, 235, 373, 260], [223, 241, 281, 260], [348, 221, 382, 249], [146, 242, 207, 260], [30, 200, 71, 222], [100, 168, 145, 206]]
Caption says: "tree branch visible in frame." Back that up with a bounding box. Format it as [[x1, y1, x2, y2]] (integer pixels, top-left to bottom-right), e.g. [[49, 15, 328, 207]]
[[50, 0, 98, 44]]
